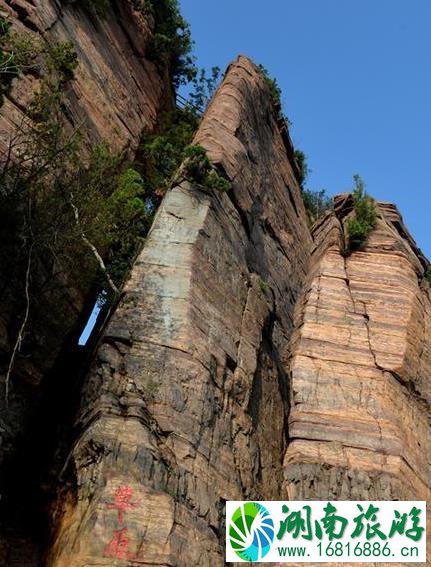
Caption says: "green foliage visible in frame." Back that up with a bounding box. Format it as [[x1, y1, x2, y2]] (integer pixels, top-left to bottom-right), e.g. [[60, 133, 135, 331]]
[[182, 144, 231, 192], [0, 39, 152, 298], [259, 278, 269, 294], [138, 107, 199, 200], [302, 188, 332, 225], [45, 41, 78, 82], [425, 267, 431, 283], [188, 66, 221, 111], [88, 162, 152, 285], [294, 149, 309, 188], [0, 16, 40, 106], [293, 149, 332, 224], [69, 0, 195, 87], [145, 0, 196, 88], [258, 64, 282, 109], [346, 174, 377, 250], [182, 144, 211, 183], [0, 17, 78, 108]]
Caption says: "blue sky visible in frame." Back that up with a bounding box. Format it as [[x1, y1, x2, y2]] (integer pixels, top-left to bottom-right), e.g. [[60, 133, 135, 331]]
[[179, 0, 430, 258]]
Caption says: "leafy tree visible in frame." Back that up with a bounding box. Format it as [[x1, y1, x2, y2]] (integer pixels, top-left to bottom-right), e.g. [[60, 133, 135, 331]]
[[346, 174, 377, 250], [188, 66, 221, 111], [302, 188, 332, 224], [145, 0, 197, 88], [137, 107, 199, 201]]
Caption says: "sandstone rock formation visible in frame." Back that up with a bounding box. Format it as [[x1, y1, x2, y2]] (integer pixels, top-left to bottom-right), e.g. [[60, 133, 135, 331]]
[[47, 55, 313, 565], [45, 56, 430, 566], [0, 0, 170, 155], [0, 8, 429, 564], [285, 195, 431, 508], [0, 2, 171, 564]]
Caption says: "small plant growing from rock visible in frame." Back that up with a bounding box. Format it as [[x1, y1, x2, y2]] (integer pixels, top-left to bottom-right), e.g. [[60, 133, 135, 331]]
[[259, 278, 270, 294], [346, 174, 377, 251], [258, 64, 282, 109], [425, 267, 431, 283]]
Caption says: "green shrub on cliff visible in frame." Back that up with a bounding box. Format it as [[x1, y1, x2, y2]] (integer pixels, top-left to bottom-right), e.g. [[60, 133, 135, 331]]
[[346, 175, 377, 250], [142, 0, 197, 87], [0, 17, 78, 108], [258, 64, 283, 110], [138, 107, 199, 200], [294, 149, 309, 188], [182, 144, 231, 192], [425, 267, 431, 283], [0, 38, 152, 300], [0, 16, 41, 106]]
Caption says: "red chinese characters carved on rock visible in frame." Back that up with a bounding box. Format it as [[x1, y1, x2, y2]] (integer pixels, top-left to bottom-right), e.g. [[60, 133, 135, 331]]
[[104, 486, 140, 560]]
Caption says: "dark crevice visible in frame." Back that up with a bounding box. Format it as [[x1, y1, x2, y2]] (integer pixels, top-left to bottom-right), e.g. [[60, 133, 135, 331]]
[[0, 287, 113, 565], [227, 187, 251, 239]]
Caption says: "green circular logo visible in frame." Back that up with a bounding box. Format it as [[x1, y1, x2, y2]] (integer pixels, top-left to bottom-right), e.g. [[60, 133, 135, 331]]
[[229, 502, 274, 562]]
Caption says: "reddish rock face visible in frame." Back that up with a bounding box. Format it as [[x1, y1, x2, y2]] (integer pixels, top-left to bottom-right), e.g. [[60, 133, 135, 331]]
[[44, 56, 430, 567], [0, 0, 170, 155], [0, 11, 429, 563], [0, 2, 171, 564], [47, 55, 312, 566], [285, 198, 430, 505]]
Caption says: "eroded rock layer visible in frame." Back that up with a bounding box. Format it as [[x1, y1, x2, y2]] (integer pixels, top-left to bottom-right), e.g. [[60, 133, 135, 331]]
[[0, 2, 171, 564], [283, 196, 430, 566], [0, 0, 169, 154], [48, 56, 313, 566]]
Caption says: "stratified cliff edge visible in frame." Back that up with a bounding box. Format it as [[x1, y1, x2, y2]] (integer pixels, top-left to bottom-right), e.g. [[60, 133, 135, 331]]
[[45, 57, 430, 566], [286, 195, 430, 506], [0, 2, 172, 564], [47, 55, 313, 565]]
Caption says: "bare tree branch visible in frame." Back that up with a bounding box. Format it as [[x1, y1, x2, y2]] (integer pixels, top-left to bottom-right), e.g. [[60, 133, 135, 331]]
[[69, 192, 119, 296], [5, 241, 33, 405]]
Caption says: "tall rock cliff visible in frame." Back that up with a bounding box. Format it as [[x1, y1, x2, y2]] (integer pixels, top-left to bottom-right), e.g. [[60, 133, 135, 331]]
[[45, 57, 430, 565], [0, 2, 172, 564], [47, 55, 313, 565], [285, 195, 430, 507], [0, 10, 429, 565]]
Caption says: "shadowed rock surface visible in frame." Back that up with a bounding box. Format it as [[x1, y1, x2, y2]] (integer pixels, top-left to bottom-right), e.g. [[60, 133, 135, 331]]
[[0, 2, 171, 564]]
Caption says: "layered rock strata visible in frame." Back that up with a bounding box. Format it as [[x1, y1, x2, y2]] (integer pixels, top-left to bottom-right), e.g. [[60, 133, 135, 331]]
[[0, 0, 169, 154], [285, 195, 430, 505], [0, 2, 171, 564], [47, 55, 313, 566]]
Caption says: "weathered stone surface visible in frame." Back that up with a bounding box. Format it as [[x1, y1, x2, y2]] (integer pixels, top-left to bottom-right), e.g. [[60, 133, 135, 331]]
[[284, 199, 430, 565], [47, 55, 312, 566], [0, 0, 170, 154], [0, 7, 429, 561], [0, 2, 171, 564]]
